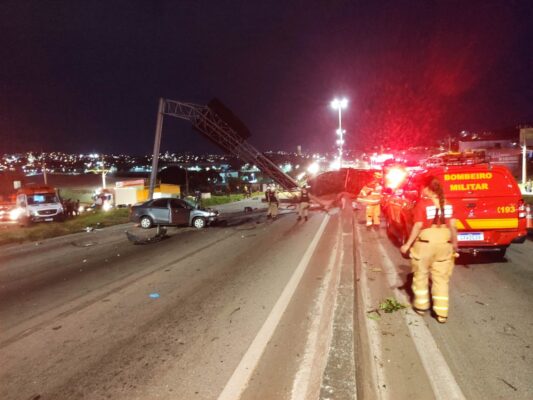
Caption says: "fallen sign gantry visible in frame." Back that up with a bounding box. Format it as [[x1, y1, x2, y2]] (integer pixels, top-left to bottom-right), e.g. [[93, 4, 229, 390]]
[[148, 98, 298, 199]]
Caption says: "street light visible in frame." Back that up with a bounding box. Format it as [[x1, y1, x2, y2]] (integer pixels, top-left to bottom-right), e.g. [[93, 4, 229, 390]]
[[331, 98, 348, 169]]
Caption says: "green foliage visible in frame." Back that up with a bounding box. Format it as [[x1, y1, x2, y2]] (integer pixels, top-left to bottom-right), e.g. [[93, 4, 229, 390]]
[[201, 193, 261, 207], [57, 188, 94, 203], [0, 208, 130, 246], [379, 297, 407, 313]]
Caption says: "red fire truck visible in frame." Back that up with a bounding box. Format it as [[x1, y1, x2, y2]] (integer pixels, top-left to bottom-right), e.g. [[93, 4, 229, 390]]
[[385, 157, 527, 258]]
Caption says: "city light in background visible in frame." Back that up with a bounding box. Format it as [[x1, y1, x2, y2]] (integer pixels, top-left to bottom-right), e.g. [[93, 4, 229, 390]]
[[330, 98, 348, 169], [306, 162, 320, 175]]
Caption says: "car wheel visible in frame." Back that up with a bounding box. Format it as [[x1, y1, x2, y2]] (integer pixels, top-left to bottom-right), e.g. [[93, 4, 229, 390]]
[[140, 216, 153, 229], [192, 217, 206, 229]]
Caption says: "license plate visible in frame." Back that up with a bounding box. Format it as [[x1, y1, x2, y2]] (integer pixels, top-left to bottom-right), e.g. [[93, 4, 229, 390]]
[[44, 218, 54, 222], [458, 232, 484, 241]]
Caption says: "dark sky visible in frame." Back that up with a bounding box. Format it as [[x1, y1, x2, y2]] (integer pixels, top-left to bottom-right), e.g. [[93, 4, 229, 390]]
[[1, 0, 532, 155]]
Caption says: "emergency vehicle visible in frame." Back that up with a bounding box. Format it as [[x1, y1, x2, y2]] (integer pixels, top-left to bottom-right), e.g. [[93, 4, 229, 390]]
[[385, 158, 527, 258], [13, 186, 65, 224]]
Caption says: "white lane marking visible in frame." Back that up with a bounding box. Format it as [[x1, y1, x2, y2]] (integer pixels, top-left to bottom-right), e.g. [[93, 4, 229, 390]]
[[291, 217, 342, 400], [375, 239, 466, 400], [355, 225, 389, 400], [217, 214, 331, 400]]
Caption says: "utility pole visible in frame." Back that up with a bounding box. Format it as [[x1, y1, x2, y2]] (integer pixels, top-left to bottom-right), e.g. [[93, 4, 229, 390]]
[[43, 162, 48, 185], [520, 128, 533, 187], [149, 98, 165, 200], [101, 157, 107, 189], [185, 166, 189, 197], [523, 135, 527, 187]]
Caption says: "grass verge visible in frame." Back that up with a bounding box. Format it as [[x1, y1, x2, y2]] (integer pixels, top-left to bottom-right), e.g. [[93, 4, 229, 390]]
[[197, 193, 261, 207], [0, 208, 130, 246]]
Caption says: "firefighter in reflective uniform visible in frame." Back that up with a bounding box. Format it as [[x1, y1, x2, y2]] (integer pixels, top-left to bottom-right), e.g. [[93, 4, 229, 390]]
[[400, 176, 458, 323], [297, 186, 310, 221], [358, 172, 383, 227], [265, 186, 279, 220]]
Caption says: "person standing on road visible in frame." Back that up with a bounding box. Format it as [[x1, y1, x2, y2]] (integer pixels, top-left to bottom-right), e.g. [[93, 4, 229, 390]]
[[297, 186, 310, 221], [357, 172, 383, 227], [400, 176, 458, 324], [194, 190, 202, 208], [243, 184, 250, 198], [265, 186, 279, 220]]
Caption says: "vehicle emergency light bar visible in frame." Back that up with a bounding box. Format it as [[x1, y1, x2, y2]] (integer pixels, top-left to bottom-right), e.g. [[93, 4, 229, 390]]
[[422, 151, 488, 168], [148, 98, 298, 198]]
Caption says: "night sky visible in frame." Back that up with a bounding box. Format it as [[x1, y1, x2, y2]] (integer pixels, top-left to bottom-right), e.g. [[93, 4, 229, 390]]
[[1, 1, 532, 155]]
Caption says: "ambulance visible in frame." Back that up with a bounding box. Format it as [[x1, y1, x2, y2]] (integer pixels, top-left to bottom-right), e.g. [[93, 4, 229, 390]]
[[386, 162, 527, 258], [13, 186, 65, 224]]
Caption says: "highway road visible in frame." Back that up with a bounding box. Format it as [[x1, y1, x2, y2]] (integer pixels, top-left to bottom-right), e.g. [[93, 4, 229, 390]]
[[0, 198, 532, 400]]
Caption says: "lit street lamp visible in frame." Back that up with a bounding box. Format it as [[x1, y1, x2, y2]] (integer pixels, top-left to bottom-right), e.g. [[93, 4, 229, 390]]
[[331, 97, 348, 169]]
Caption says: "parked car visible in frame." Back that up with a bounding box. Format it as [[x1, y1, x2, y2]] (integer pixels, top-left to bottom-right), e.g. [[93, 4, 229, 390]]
[[130, 198, 218, 229]]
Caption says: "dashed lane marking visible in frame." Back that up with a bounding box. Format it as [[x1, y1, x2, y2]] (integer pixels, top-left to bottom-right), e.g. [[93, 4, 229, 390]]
[[217, 214, 331, 400]]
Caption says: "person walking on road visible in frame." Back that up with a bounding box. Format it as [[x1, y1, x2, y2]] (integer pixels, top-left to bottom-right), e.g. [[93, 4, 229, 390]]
[[265, 186, 279, 220], [357, 172, 383, 227], [297, 186, 310, 221], [400, 176, 458, 324]]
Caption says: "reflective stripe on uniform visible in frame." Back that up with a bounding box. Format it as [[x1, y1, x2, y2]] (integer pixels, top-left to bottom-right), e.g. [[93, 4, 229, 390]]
[[432, 296, 449, 301], [414, 289, 429, 295], [425, 205, 453, 219], [433, 306, 448, 310]]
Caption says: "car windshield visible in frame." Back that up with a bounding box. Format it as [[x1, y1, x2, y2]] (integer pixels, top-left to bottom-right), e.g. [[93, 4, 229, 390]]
[[182, 198, 197, 208], [27, 194, 59, 205]]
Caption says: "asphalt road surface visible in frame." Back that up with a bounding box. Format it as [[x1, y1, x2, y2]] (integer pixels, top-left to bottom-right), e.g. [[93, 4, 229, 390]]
[[0, 198, 532, 399]]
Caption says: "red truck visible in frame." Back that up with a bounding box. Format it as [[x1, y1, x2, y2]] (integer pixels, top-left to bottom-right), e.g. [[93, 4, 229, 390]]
[[385, 163, 527, 258]]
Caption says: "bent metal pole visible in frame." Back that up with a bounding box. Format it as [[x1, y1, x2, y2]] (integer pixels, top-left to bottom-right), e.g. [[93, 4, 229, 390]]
[[149, 98, 165, 200]]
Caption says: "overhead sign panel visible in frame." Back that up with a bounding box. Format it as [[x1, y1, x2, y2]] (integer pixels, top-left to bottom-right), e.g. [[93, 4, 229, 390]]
[[208, 98, 251, 140]]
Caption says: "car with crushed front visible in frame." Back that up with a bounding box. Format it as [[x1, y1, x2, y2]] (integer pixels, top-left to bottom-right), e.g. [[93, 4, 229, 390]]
[[130, 198, 218, 229]]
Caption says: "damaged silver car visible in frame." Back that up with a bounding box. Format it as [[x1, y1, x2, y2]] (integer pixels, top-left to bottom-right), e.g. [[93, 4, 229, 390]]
[[130, 198, 218, 229]]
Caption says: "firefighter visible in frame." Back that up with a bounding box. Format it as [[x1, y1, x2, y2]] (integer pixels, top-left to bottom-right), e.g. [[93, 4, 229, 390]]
[[400, 176, 458, 323], [297, 186, 310, 221], [357, 172, 383, 227], [265, 186, 279, 220]]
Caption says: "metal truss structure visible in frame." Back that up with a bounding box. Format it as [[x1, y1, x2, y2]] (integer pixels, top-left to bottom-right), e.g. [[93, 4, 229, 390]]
[[148, 98, 297, 198]]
